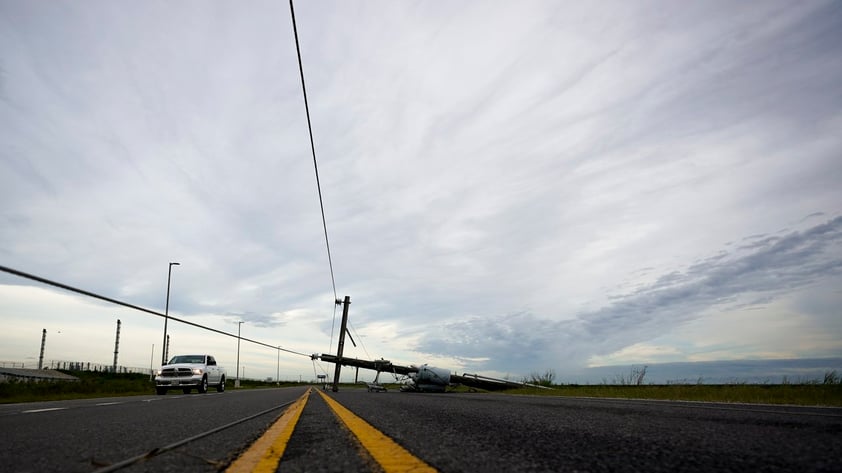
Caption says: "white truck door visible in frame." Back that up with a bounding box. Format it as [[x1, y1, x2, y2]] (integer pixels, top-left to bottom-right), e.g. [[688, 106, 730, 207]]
[[207, 356, 219, 383]]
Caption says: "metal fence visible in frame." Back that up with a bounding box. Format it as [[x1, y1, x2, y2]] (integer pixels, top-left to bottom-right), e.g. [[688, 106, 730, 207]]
[[46, 360, 152, 375]]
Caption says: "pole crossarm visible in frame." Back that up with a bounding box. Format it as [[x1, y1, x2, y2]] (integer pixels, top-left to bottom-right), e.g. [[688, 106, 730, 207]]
[[316, 353, 417, 376]]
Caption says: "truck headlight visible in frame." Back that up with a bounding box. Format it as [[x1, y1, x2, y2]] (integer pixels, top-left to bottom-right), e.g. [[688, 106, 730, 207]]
[[192, 368, 203, 375], [156, 370, 162, 376]]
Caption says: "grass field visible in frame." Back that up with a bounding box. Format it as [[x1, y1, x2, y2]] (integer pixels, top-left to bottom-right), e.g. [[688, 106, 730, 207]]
[[502, 384, 842, 406], [0, 370, 306, 404], [2, 372, 841, 406]]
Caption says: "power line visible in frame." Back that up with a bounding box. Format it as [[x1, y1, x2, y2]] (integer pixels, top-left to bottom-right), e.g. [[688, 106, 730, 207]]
[[289, 0, 338, 303], [289, 0, 343, 356], [92, 399, 298, 473], [0, 265, 310, 358], [348, 320, 371, 360], [328, 301, 338, 356]]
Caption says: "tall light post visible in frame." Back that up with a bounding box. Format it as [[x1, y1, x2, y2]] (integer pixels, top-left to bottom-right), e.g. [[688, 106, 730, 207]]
[[277, 346, 280, 385], [235, 321, 244, 388], [161, 262, 180, 365]]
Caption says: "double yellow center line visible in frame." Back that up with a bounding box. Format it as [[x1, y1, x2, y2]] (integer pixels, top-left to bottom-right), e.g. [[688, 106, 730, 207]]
[[227, 388, 437, 473], [226, 390, 309, 472]]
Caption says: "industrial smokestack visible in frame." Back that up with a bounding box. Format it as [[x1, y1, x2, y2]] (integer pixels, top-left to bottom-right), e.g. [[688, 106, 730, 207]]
[[38, 329, 46, 370], [113, 319, 121, 372]]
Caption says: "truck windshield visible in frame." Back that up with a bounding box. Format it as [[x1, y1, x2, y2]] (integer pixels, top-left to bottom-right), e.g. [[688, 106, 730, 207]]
[[168, 355, 205, 364]]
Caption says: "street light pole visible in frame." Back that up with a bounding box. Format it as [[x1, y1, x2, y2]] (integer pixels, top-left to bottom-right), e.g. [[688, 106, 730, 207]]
[[277, 346, 280, 385], [235, 321, 244, 388], [161, 262, 180, 365]]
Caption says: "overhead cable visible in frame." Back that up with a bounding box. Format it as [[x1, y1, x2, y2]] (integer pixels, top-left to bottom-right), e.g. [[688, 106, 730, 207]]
[[289, 0, 343, 356], [288, 0, 338, 303], [0, 265, 310, 357]]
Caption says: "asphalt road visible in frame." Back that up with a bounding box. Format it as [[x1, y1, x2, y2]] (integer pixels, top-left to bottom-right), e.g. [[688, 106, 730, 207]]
[[0, 387, 306, 473], [1, 387, 840, 472]]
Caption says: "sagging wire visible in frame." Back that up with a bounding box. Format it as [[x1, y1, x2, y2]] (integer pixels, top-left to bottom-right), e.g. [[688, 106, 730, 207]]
[[0, 265, 310, 357], [347, 321, 370, 360], [328, 300, 337, 355], [289, 0, 341, 356], [91, 399, 298, 472], [311, 357, 331, 380]]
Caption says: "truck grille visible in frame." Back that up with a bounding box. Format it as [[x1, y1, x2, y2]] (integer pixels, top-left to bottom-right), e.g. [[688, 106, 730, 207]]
[[160, 368, 193, 377]]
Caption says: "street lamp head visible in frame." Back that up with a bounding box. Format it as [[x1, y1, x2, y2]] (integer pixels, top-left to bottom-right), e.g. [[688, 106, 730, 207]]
[[170, 262, 180, 266]]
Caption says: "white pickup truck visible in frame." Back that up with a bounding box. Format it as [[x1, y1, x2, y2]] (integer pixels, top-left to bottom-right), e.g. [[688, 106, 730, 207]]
[[155, 354, 226, 395]]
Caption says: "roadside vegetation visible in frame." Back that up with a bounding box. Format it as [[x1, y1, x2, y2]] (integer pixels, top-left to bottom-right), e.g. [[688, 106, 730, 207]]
[[505, 369, 842, 406], [0, 370, 153, 403], [0, 370, 311, 404], [3, 370, 840, 406], [504, 383, 842, 406]]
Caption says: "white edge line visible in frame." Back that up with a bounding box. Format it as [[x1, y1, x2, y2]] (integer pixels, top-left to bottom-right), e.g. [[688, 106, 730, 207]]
[[22, 407, 67, 413]]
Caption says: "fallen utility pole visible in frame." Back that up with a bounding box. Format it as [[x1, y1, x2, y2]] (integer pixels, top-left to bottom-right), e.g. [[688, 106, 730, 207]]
[[315, 353, 553, 392]]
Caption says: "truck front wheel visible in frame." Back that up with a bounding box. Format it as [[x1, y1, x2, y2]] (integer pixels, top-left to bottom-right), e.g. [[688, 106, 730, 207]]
[[216, 376, 225, 393], [198, 375, 208, 394]]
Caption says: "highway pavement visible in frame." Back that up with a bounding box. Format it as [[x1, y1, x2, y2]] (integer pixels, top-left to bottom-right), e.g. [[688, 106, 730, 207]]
[[1, 386, 840, 472]]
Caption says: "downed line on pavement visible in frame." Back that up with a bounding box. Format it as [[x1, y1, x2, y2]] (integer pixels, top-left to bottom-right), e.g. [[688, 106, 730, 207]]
[[91, 396, 298, 473]]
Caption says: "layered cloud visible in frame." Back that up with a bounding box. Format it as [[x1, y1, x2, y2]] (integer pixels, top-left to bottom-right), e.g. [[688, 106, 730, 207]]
[[1, 1, 840, 379], [418, 216, 842, 373]]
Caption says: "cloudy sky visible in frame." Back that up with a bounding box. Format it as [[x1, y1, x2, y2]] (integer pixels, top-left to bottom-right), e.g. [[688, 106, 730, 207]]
[[1, 1, 840, 383]]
